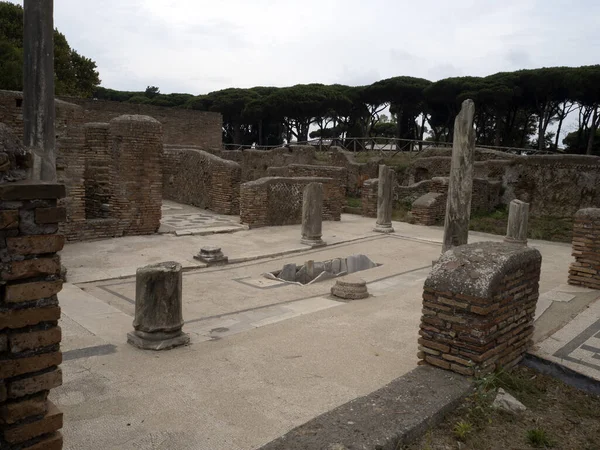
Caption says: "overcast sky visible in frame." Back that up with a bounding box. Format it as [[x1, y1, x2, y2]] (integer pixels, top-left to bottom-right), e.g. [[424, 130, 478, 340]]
[[13, 0, 598, 96]]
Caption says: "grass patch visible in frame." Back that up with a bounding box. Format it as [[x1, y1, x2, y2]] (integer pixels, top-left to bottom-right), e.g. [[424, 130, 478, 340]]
[[404, 366, 600, 450], [526, 428, 555, 448], [468, 206, 573, 243], [346, 196, 362, 208]]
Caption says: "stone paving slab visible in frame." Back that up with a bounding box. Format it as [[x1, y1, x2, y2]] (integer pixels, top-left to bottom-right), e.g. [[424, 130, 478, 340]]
[[532, 297, 600, 383]]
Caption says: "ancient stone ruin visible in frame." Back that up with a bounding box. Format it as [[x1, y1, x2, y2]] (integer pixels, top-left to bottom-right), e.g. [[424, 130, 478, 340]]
[[568, 208, 600, 289], [419, 242, 542, 376]]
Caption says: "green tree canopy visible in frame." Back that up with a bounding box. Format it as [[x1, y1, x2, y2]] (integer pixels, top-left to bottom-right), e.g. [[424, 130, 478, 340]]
[[0, 1, 101, 97]]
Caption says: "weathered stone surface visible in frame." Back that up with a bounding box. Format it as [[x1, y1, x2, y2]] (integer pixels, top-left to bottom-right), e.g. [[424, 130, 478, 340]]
[[1, 256, 61, 281], [0, 181, 65, 200], [35, 206, 66, 224], [301, 182, 326, 246], [505, 199, 529, 245], [5, 280, 63, 303], [279, 263, 297, 282], [21, 431, 63, 450], [0, 393, 48, 424], [331, 276, 369, 300], [7, 234, 65, 255], [442, 99, 476, 253], [7, 368, 62, 398], [346, 254, 377, 274], [9, 327, 62, 353], [0, 352, 62, 379], [374, 165, 395, 233], [568, 208, 600, 289], [3, 400, 62, 444], [0, 210, 19, 229], [128, 261, 189, 351], [492, 388, 527, 413], [0, 123, 30, 182], [0, 306, 60, 329], [23, 0, 56, 181]]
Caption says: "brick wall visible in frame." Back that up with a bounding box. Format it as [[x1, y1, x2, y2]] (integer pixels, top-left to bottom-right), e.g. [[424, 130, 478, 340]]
[[418, 242, 542, 376], [109, 115, 163, 236], [568, 208, 600, 289], [59, 96, 222, 148], [163, 147, 241, 215], [83, 123, 111, 219], [221, 146, 316, 182], [410, 178, 502, 226], [0, 181, 66, 450], [329, 148, 380, 196], [267, 164, 348, 195], [240, 177, 344, 228], [361, 179, 378, 218], [60, 115, 163, 241]]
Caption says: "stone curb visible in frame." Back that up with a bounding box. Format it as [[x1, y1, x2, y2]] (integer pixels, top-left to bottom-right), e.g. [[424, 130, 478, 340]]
[[258, 365, 473, 450]]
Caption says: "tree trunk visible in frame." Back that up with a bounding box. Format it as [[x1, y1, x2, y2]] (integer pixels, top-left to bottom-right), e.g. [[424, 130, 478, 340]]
[[538, 111, 544, 151], [587, 108, 598, 155], [554, 116, 563, 150], [258, 119, 263, 146], [494, 117, 502, 147]]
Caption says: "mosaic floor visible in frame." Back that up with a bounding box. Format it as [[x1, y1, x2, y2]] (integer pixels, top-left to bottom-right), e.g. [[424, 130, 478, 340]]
[[159, 199, 244, 234]]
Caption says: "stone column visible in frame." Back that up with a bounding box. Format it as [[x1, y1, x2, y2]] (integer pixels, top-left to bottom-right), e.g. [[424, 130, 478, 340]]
[[374, 165, 395, 233], [127, 262, 190, 350], [301, 182, 326, 247], [23, 0, 56, 182], [504, 199, 529, 245], [442, 99, 476, 253]]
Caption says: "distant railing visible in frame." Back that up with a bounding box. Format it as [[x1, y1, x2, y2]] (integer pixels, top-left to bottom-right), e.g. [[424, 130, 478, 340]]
[[223, 138, 564, 156]]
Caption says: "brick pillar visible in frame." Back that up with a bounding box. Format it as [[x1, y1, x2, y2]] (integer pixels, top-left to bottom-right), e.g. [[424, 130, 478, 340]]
[[361, 179, 377, 218], [0, 181, 66, 450], [568, 208, 600, 289], [418, 241, 542, 376]]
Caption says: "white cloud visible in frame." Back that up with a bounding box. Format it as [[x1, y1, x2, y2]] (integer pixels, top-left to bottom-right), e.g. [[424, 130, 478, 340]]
[[10, 0, 600, 95]]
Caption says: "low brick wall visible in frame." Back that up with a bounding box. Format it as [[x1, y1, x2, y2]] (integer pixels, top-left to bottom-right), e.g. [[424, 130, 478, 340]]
[[329, 148, 380, 196], [59, 115, 163, 241], [240, 177, 344, 228], [568, 208, 600, 289], [361, 179, 378, 218], [412, 193, 446, 226], [410, 178, 501, 226], [221, 146, 315, 182], [0, 181, 66, 450], [268, 164, 347, 195], [418, 242, 542, 376], [163, 147, 241, 215]]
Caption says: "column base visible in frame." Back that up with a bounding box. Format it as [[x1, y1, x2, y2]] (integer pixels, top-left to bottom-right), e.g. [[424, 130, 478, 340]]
[[301, 238, 326, 248], [373, 224, 394, 234], [127, 330, 190, 351], [504, 237, 527, 246]]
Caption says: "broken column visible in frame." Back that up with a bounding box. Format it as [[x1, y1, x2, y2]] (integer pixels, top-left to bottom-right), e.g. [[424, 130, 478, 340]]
[[301, 182, 326, 247], [504, 199, 529, 246], [419, 242, 542, 376], [442, 99, 476, 253], [23, 0, 56, 182], [331, 276, 369, 300], [127, 262, 190, 350], [373, 165, 395, 233]]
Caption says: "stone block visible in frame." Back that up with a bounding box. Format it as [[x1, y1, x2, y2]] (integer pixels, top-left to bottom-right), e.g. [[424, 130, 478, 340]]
[[0, 393, 48, 424], [193, 246, 228, 266], [21, 431, 63, 450], [0, 352, 62, 379], [0, 210, 19, 229], [9, 327, 62, 353], [0, 182, 65, 201], [3, 401, 62, 444], [7, 235, 65, 255], [278, 263, 297, 282], [1, 256, 61, 281], [8, 368, 63, 398], [0, 306, 61, 329], [35, 207, 67, 224], [4, 280, 63, 303], [0, 383, 6, 402], [346, 254, 376, 274], [0, 333, 7, 352]]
